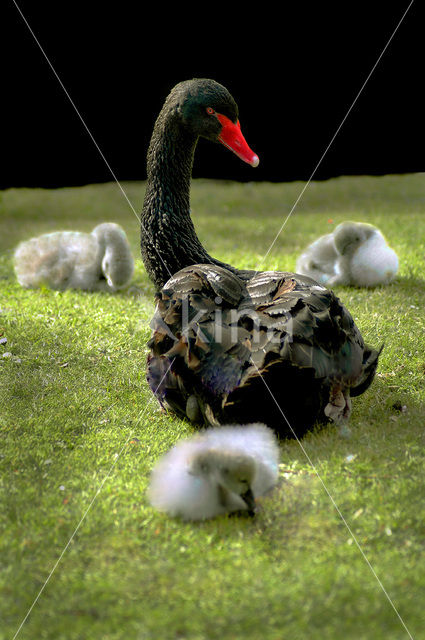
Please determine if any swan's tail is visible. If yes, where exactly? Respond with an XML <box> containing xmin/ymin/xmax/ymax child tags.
<box><xmin>350</xmin><ymin>343</ymin><xmax>384</xmax><ymax>398</ymax></box>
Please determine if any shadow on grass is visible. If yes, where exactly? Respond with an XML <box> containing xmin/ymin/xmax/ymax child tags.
<box><xmin>391</xmin><ymin>275</ymin><xmax>425</xmax><ymax>294</ymax></box>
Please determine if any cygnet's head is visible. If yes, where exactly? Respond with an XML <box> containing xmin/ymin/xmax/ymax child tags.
<box><xmin>333</xmin><ymin>222</ymin><xmax>377</xmax><ymax>256</ymax></box>
<box><xmin>92</xmin><ymin>223</ymin><xmax>134</xmax><ymax>288</ymax></box>
<box><xmin>189</xmin><ymin>449</ymin><xmax>257</xmax><ymax>513</ymax></box>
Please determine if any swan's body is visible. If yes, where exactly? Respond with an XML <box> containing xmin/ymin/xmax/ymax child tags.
<box><xmin>14</xmin><ymin>222</ymin><xmax>134</xmax><ymax>291</ymax></box>
<box><xmin>296</xmin><ymin>222</ymin><xmax>398</xmax><ymax>287</ymax></box>
<box><xmin>147</xmin><ymin>423</ymin><xmax>279</xmax><ymax>520</ymax></box>
<box><xmin>142</xmin><ymin>79</ymin><xmax>381</xmax><ymax>437</ymax></box>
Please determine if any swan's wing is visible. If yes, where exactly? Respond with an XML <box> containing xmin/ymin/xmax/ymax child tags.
<box><xmin>223</xmin><ymin>271</ymin><xmax>380</xmax><ymax>431</ymax></box>
<box><xmin>147</xmin><ymin>264</ymin><xmax>251</xmax><ymax>419</ymax></box>
<box><xmin>147</xmin><ymin>266</ymin><xmax>381</xmax><ymax>436</ymax></box>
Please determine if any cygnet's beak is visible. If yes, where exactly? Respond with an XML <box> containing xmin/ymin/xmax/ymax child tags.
<box><xmin>241</xmin><ymin>487</ymin><xmax>256</xmax><ymax>516</ymax></box>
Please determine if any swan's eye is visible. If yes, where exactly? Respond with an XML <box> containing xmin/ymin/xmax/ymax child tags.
<box><xmin>206</xmin><ymin>107</ymin><xmax>215</xmax><ymax>115</ymax></box>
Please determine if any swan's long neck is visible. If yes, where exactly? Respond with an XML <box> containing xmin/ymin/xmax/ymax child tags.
<box><xmin>141</xmin><ymin>111</ymin><xmax>218</xmax><ymax>290</ymax></box>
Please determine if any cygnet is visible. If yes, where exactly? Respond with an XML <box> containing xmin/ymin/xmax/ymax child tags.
<box><xmin>296</xmin><ymin>221</ymin><xmax>398</xmax><ymax>287</ymax></box>
<box><xmin>147</xmin><ymin>423</ymin><xmax>280</xmax><ymax>521</ymax></box>
<box><xmin>14</xmin><ymin>222</ymin><xmax>134</xmax><ymax>292</ymax></box>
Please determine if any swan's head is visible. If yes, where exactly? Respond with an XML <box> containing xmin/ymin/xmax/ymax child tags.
<box><xmin>166</xmin><ymin>78</ymin><xmax>259</xmax><ymax>167</ymax></box>
<box><xmin>333</xmin><ymin>221</ymin><xmax>377</xmax><ymax>256</ymax></box>
<box><xmin>189</xmin><ymin>448</ymin><xmax>257</xmax><ymax>513</ymax></box>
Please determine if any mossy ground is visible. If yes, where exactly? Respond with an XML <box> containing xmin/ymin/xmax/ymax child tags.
<box><xmin>0</xmin><ymin>174</ymin><xmax>424</xmax><ymax>639</ymax></box>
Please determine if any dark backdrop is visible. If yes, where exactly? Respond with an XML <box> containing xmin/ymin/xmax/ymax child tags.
<box><xmin>1</xmin><ymin>1</ymin><xmax>422</xmax><ymax>189</ymax></box>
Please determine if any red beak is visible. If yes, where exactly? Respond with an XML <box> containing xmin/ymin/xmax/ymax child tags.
<box><xmin>217</xmin><ymin>113</ymin><xmax>259</xmax><ymax>167</ymax></box>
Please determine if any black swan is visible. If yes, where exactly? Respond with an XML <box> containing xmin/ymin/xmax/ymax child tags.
<box><xmin>147</xmin><ymin>423</ymin><xmax>279</xmax><ymax>520</ymax></box>
<box><xmin>141</xmin><ymin>78</ymin><xmax>381</xmax><ymax>438</ymax></box>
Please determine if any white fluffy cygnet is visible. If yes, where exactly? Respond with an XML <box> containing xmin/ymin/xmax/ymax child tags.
<box><xmin>296</xmin><ymin>221</ymin><xmax>398</xmax><ymax>287</ymax></box>
<box><xmin>14</xmin><ymin>222</ymin><xmax>134</xmax><ymax>292</ymax></box>
<box><xmin>147</xmin><ymin>423</ymin><xmax>280</xmax><ymax>521</ymax></box>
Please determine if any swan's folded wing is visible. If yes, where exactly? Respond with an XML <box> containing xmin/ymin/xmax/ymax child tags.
<box><xmin>148</xmin><ymin>266</ymin><xmax>252</xmax><ymax>409</ymax></box>
<box><xmin>147</xmin><ymin>268</ymin><xmax>381</xmax><ymax>434</ymax></box>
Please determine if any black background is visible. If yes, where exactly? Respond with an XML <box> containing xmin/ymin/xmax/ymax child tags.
<box><xmin>1</xmin><ymin>1</ymin><xmax>422</xmax><ymax>189</ymax></box>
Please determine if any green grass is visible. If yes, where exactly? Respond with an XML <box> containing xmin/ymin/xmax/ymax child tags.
<box><xmin>0</xmin><ymin>174</ymin><xmax>424</xmax><ymax>640</ymax></box>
